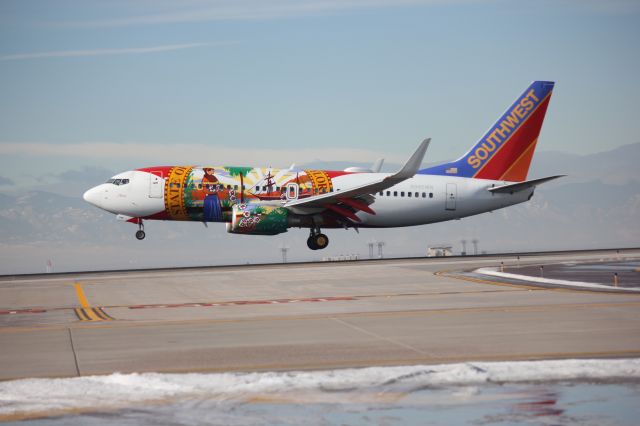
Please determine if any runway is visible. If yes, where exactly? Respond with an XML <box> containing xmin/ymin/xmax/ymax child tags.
<box><xmin>1</xmin><ymin>249</ymin><xmax>640</xmax><ymax>381</ymax></box>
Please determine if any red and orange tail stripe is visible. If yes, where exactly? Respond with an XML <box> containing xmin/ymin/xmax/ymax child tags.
<box><xmin>474</xmin><ymin>91</ymin><xmax>552</xmax><ymax>181</ymax></box>
<box><xmin>419</xmin><ymin>81</ymin><xmax>555</xmax><ymax>182</ymax></box>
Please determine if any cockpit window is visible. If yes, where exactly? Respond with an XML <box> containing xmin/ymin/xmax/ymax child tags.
<box><xmin>106</xmin><ymin>178</ymin><xmax>130</xmax><ymax>186</ymax></box>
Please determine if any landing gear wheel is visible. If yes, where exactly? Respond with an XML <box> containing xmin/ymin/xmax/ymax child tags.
<box><xmin>307</xmin><ymin>236</ymin><xmax>318</xmax><ymax>250</ymax></box>
<box><xmin>307</xmin><ymin>233</ymin><xmax>329</xmax><ymax>250</ymax></box>
<box><xmin>307</xmin><ymin>220</ymin><xmax>329</xmax><ymax>250</ymax></box>
<box><xmin>314</xmin><ymin>233</ymin><xmax>329</xmax><ymax>250</ymax></box>
<box><xmin>135</xmin><ymin>219</ymin><xmax>145</xmax><ymax>240</ymax></box>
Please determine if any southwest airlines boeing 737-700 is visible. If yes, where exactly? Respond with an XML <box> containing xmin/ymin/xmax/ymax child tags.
<box><xmin>83</xmin><ymin>81</ymin><xmax>562</xmax><ymax>250</ymax></box>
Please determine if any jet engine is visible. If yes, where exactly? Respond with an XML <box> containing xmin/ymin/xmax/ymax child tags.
<box><xmin>226</xmin><ymin>203</ymin><xmax>289</xmax><ymax>235</ymax></box>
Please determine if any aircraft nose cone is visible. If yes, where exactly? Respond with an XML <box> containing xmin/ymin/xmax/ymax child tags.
<box><xmin>83</xmin><ymin>186</ymin><xmax>102</xmax><ymax>207</ymax></box>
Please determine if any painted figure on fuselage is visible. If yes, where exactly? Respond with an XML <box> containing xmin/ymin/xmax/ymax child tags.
<box><xmin>202</xmin><ymin>168</ymin><xmax>222</xmax><ymax>222</ymax></box>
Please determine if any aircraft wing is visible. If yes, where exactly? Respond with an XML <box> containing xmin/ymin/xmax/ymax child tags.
<box><xmin>488</xmin><ymin>175</ymin><xmax>565</xmax><ymax>194</ymax></box>
<box><xmin>283</xmin><ymin>139</ymin><xmax>429</xmax><ymax>221</ymax></box>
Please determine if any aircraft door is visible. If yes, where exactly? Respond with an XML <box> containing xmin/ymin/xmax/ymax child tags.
<box><xmin>285</xmin><ymin>183</ymin><xmax>299</xmax><ymax>200</ymax></box>
<box><xmin>149</xmin><ymin>172</ymin><xmax>163</xmax><ymax>198</ymax></box>
<box><xmin>445</xmin><ymin>183</ymin><xmax>457</xmax><ymax>210</ymax></box>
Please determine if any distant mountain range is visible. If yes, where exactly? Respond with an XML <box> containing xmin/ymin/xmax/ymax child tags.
<box><xmin>0</xmin><ymin>143</ymin><xmax>638</xmax><ymax>274</ymax></box>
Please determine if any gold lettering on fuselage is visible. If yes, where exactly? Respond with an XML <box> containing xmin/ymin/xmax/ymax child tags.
<box><xmin>164</xmin><ymin>166</ymin><xmax>193</xmax><ymax>220</ymax></box>
<box><xmin>305</xmin><ymin>170</ymin><xmax>333</xmax><ymax>194</ymax></box>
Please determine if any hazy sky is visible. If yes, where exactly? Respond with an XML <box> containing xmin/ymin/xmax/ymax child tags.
<box><xmin>1</xmin><ymin>0</ymin><xmax>639</xmax><ymax>185</ymax></box>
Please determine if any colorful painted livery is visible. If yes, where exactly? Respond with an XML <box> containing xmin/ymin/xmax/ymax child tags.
<box><xmin>84</xmin><ymin>81</ymin><xmax>563</xmax><ymax>250</ymax></box>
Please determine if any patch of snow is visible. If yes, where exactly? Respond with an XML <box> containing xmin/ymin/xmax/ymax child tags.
<box><xmin>476</xmin><ymin>267</ymin><xmax>640</xmax><ymax>292</ymax></box>
<box><xmin>1</xmin><ymin>359</ymin><xmax>639</xmax><ymax>418</ymax></box>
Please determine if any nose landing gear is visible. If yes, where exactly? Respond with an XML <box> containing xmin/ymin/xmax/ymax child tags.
<box><xmin>135</xmin><ymin>219</ymin><xmax>145</xmax><ymax>240</ymax></box>
<box><xmin>307</xmin><ymin>226</ymin><xmax>329</xmax><ymax>250</ymax></box>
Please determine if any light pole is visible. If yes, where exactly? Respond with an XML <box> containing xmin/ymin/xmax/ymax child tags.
<box><xmin>472</xmin><ymin>239</ymin><xmax>479</xmax><ymax>256</ymax></box>
<box><xmin>377</xmin><ymin>241</ymin><xmax>385</xmax><ymax>259</ymax></box>
<box><xmin>460</xmin><ymin>239</ymin><xmax>467</xmax><ymax>256</ymax></box>
<box><xmin>368</xmin><ymin>240</ymin><xmax>375</xmax><ymax>259</ymax></box>
<box><xmin>280</xmin><ymin>245</ymin><xmax>289</xmax><ymax>263</ymax></box>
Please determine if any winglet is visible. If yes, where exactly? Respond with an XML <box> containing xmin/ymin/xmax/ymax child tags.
<box><xmin>284</xmin><ymin>138</ymin><xmax>431</xmax><ymax>210</ymax></box>
<box><xmin>371</xmin><ymin>158</ymin><xmax>384</xmax><ymax>173</ymax></box>
<box><xmin>394</xmin><ymin>138</ymin><xmax>430</xmax><ymax>180</ymax></box>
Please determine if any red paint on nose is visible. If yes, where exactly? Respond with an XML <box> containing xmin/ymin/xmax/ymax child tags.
<box><xmin>136</xmin><ymin>166</ymin><xmax>174</xmax><ymax>178</ymax></box>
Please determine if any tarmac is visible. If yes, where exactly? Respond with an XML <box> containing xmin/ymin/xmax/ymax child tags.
<box><xmin>1</xmin><ymin>249</ymin><xmax>640</xmax><ymax>381</ymax></box>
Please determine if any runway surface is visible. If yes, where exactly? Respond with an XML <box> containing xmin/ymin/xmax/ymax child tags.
<box><xmin>1</xmin><ymin>249</ymin><xmax>640</xmax><ymax>381</ymax></box>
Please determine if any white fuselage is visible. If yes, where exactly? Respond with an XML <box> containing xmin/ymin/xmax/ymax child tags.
<box><xmin>334</xmin><ymin>173</ymin><xmax>531</xmax><ymax>227</ymax></box>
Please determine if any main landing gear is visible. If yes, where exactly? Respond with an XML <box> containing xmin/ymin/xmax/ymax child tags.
<box><xmin>135</xmin><ymin>219</ymin><xmax>146</xmax><ymax>240</ymax></box>
<box><xmin>307</xmin><ymin>226</ymin><xmax>329</xmax><ymax>250</ymax></box>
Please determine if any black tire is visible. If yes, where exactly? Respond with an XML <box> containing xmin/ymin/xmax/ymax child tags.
<box><xmin>307</xmin><ymin>236</ymin><xmax>318</xmax><ymax>250</ymax></box>
<box><xmin>135</xmin><ymin>230</ymin><xmax>146</xmax><ymax>240</ymax></box>
<box><xmin>314</xmin><ymin>233</ymin><xmax>329</xmax><ymax>249</ymax></box>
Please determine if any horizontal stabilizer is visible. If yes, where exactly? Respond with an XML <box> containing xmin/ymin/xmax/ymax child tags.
<box><xmin>488</xmin><ymin>175</ymin><xmax>565</xmax><ymax>194</ymax></box>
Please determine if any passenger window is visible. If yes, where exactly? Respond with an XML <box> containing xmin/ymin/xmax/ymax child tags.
<box><xmin>393</xmin><ymin>191</ymin><xmax>398</xmax><ymax>197</ymax></box>
<box><xmin>414</xmin><ymin>192</ymin><xmax>418</xmax><ymax>197</ymax></box>
<box><xmin>386</xmin><ymin>191</ymin><xmax>391</xmax><ymax>196</ymax></box>
<box><xmin>429</xmin><ymin>192</ymin><xmax>434</xmax><ymax>198</ymax></box>
<box><xmin>422</xmin><ymin>192</ymin><xmax>426</xmax><ymax>198</ymax></box>
<box><xmin>401</xmin><ymin>192</ymin><xmax>405</xmax><ymax>197</ymax></box>
<box><xmin>408</xmin><ymin>192</ymin><xmax>412</xmax><ymax>197</ymax></box>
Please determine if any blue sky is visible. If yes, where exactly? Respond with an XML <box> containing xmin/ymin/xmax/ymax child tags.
<box><xmin>1</xmin><ymin>0</ymin><xmax>639</xmax><ymax>185</ymax></box>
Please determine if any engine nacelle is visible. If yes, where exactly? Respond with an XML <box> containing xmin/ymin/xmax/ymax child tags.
<box><xmin>226</xmin><ymin>203</ymin><xmax>289</xmax><ymax>235</ymax></box>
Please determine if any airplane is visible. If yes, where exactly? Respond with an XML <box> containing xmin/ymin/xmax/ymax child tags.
<box><xmin>83</xmin><ymin>81</ymin><xmax>562</xmax><ymax>250</ymax></box>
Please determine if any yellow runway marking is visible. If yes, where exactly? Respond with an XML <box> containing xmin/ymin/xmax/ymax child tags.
<box><xmin>73</xmin><ymin>283</ymin><xmax>113</xmax><ymax>322</ymax></box>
